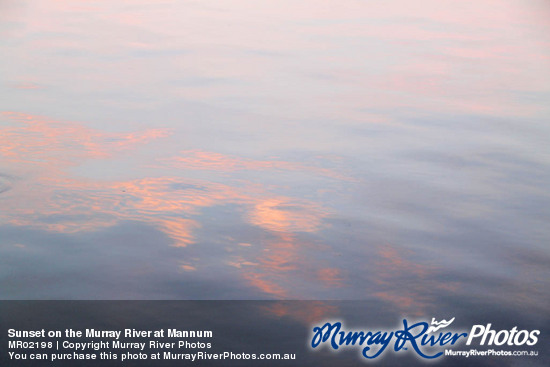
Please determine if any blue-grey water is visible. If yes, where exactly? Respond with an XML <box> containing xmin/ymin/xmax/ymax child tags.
<box><xmin>1</xmin><ymin>0</ymin><xmax>549</xmax><ymax>331</ymax></box>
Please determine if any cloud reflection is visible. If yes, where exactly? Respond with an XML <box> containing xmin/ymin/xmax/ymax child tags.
<box><xmin>261</xmin><ymin>301</ymin><xmax>339</xmax><ymax>325</ymax></box>
<box><xmin>368</xmin><ymin>243</ymin><xmax>462</xmax><ymax>315</ymax></box>
<box><xmin>0</xmin><ymin>111</ymin><xmax>344</xmax><ymax>298</ymax></box>
<box><xmin>161</xmin><ymin>150</ymin><xmax>354</xmax><ymax>181</ymax></box>
<box><xmin>1</xmin><ymin>0</ymin><xmax>548</xmax><ymax>309</ymax></box>
<box><xmin>0</xmin><ymin>111</ymin><xmax>491</xmax><ymax>304</ymax></box>
<box><xmin>0</xmin><ymin>111</ymin><xmax>170</xmax><ymax>165</ymax></box>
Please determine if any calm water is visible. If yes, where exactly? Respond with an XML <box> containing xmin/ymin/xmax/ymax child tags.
<box><xmin>0</xmin><ymin>0</ymin><xmax>549</xmax><ymax>325</ymax></box>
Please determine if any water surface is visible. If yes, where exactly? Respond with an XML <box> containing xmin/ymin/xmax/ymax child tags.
<box><xmin>0</xmin><ymin>0</ymin><xmax>549</xmax><ymax>328</ymax></box>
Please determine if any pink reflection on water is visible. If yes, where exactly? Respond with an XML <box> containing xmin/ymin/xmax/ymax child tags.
<box><xmin>14</xmin><ymin>82</ymin><xmax>42</xmax><ymax>90</ymax></box>
<box><xmin>370</xmin><ymin>244</ymin><xmax>460</xmax><ymax>315</ymax></box>
<box><xmin>0</xmin><ymin>111</ymin><xmax>171</xmax><ymax>166</ymax></box>
<box><xmin>5</xmin><ymin>110</ymin><xmax>469</xmax><ymax>301</ymax></box>
<box><xmin>317</xmin><ymin>267</ymin><xmax>345</xmax><ymax>288</ymax></box>
<box><xmin>0</xmin><ymin>111</ymin><xmax>346</xmax><ymax>297</ymax></box>
<box><xmin>4</xmin><ymin>0</ymin><xmax>548</xmax><ymax>120</ymax></box>
<box><xmin>249</xmin><ymin>199</ymin><xmax>326</xmax><ymax>233</ymax></box>
<box><xmin>261</xmin><ymin>301</ymin><xmax>339</xmax><ymax>325</ymax></box>
<box><xmin>160</xmin><ymin>150</ymin><xmax>355</xmax><ymax>182</ymax></box>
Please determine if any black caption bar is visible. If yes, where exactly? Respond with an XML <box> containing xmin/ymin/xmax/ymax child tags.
<box><xmin>1</xmin><ymin>301</ymin><xmax>547</xmax><ymax>367</ymax></box>
<box><xmin>0</xmin><ymin>301</ymin><xmax>356</xmax><ymax>366</ymax></box>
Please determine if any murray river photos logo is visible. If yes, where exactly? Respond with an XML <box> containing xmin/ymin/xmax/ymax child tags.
<box><xmin>310</xmin><ymin>317</ymin><xmax>540</xmax><ymax>361</ymax></box>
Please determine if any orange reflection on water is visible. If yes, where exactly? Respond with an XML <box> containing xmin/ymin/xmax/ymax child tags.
<box><xmin>259</xmin><ymin>233</ymin><xmax>297</xmax><ymax>271</ymax></box>
<box><xmin>0</xmin><ymin>110</ymin><xmax>343</xmax><ymax>296</ymax></box>
<box><xmin>238</xmin><ymin>232</ymin><xmax>347</xmax><ymax>298</ymax></box>
<box><xmin>239</xmin><ymin>233</ymin><xmax>299</xmax><ymax>298</ymax></box>
<box><xmin>373</xmin><ymin>245</ymin><xmax>428</xmax><ymax>312</ymax></box>
<box><xmin>249</xmin><ymin>198</ymin><xmax>326</xmax><ymax>233</ymax></box>
<box><xmin>237</xmin><ymin>202</ymin><xmax>347</xmax><ymax>297</ymax></box>
<box><xmin>112</xmin><ymin>177</ymin><xmax>252</xmax><ymax>215</ymax></box>
<box><xmin>0</xmin><ymin>111</ymin><xmax>171</xmax><ymax>167</ymax></box>
<box><xmin>261</xmin><ymin>301</ymin><xmax>339</xmax><ymax>325</ymax></box>
<box><xmin>244</xmin><ymin>272</ymin><xmax>290</xmax><ymax>299</ymax></box>
<box><xmin>370</xmin><ymin>244</ymin><xmax>456</xmax><ymax>315</ymax></box>
<box><xmin>161</xmin><ymin>150</ymin><xmax>354</xmax><ymax>182</ymax></box>
<box><xmin>317</xmin><ymin>267</ymin><xmax>344</xmax><ymax>288</ymax></box>
<box><xmin>14</xmin><ymin>82</ymin><xmax>41</xmax><ymax>90</ymax></box>
<box><xmin>0</xmin><ymin>112</ymin><xmax>197</xmax><ymax>245</ymax></box>
<box><xmin>155</xmin><ymin>217</ymin><xmax>199</xmax><ymax>248</ymax></box>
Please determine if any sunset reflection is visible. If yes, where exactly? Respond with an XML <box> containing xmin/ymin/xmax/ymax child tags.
<box><xmin>0</xmin><ymin>110</ymin><xmax>342</xmax><ymax>296</ymax></box>
<box><xmin>249</xmin><ymin>199</ymin><xmax>325</xmax><ymax>233</ymax></box>
<box><xmin>0</xmin><ymin>0</ymin><xmax>548</xmax><ymax>321</ymax></box>
<box><xmin>317</xmin><ymin>268</ymin><xmax>344</xmax><ymax>288</ymax></box>
<box><xmin>261</xmin><ymin>301</ymin><xmax>339</xmax><ymax>325</ymax></box>
<box><xmin>0</xmin><ymin>111</ymin><xmax>170</xmax><ymax>165</ymax></box>
<box><xmin>161</xmin><ymin>150</ymin><xmax>354</xmax><ymax>181</ymax></box>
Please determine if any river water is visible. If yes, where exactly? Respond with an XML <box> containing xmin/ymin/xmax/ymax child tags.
<box><xmin>0</xmin><ymin>0</ymin><xmax>549</xmax><ymax>333</ymax></box>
